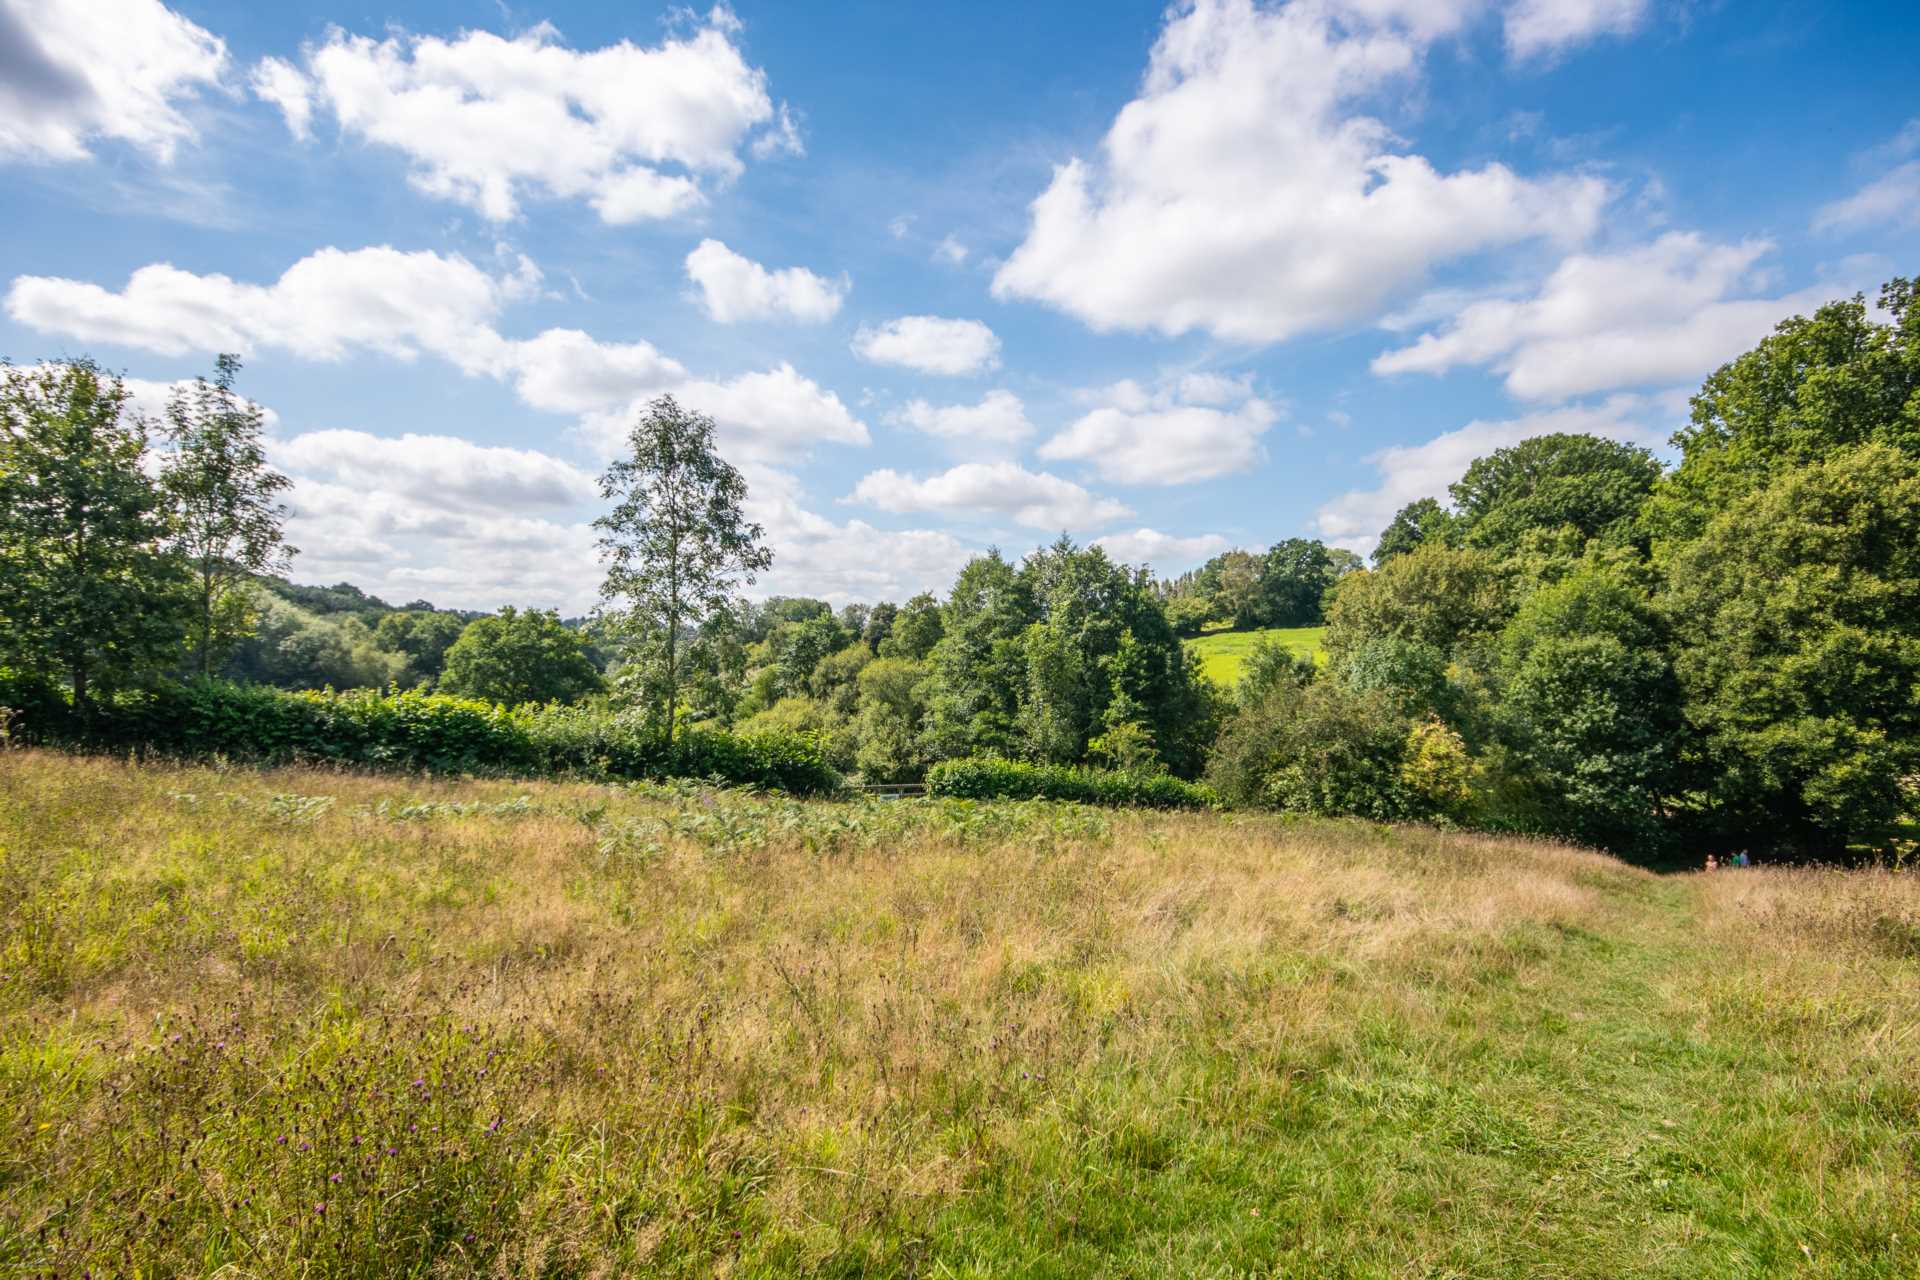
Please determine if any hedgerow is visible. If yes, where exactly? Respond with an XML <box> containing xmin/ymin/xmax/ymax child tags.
<box><xmin>0</xmin><ymin>678</ymin><xmax>841</xmax><ymax>796</ymax></box>
<box><xmin>925</xmin><ymin>756</ymin><xmax>1216</xmax><ymax>810</ymax></box>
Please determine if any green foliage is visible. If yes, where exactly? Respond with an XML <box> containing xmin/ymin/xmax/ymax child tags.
<box><xmin>1241</xmin><ymin>537</ymin><xmax>1337</xmax><ymax>628</ymax></box>
<box><xmin>853</xmin><ymin>656</ymin><xmax>930</xmax><ymax>782</ymax></box>
<box><xmin>735</xmin><ymin>696</ymin><xmax>856</xmax><ymax>772</ymax></box>
<box><xmin>1490</xmin><ymin>568</ymin><xmax>1686</xmax><ymax>852</ymax></box>
<box><xmin>1373</xmin><ymin>496</ymin><xmax>1456</xmax><ymax>564</ymax></box>
<box><xmin>1662</xmin><ymin>443</ymin><xmax>1920</xmax><ymax>852</ymax></box>
<box><xmin>224</xmin><ymin>592</ymin><xmax>401</xmax><ymax>691</ymax></box>
<box><xmin>1399</xmin><ymin>716</ymin><xmax>1479</xmax><ymax>822</ymax></box>
<box><xmin>1650</xmin><ymin>277</ymin><xmax>1920</xmax><ymax>544</ymax></box>
<box><xmin>772</xmin><ymin>612</ymin><xmax>851</xmax><ymax>696</ymax></box>
<box><xmin>1191</xmin><ymin>548</ymin><xmax>1262</xmax><ymax>623</ymax></box>
<box><xmin>0</xmin><ymin>360</ymin><xmax>188</xmax><ymax>704</ymax></box>
<box><xmin>1323</xmin><ymin>542</ymin><xmax>1508</xmax><ymax>668</ymax></box>
<box><xmin>922</xmin><ymin>552</ymin><xmax>1032</xmax><ymax>760</ymax></box>
<box><xmin>1450</xmin><ymin>433</ymin><xmax>1662</xmax><ymax>558</ymax></box>
<box><xmin>925</xmin><ymin>757</ymin><xmax>1215</xmax><ymax>809</ymax></box>
<box><xmin>440</xmin><ymin>606</ymin><xmax>604</xmax><ymax>707</ymax></box>
<box><xmin>1206</xmin><ymin>678</ymin><xmax>1429</xmax><ymax>821</ymax></box>
<box><xmin>158</xmin><ymin>354</ymin><xmax>295</xmax><ymax>677</ymax></box>
<box><xmin>372</xmin><ymin>609</ymin><xmax>466</xmax><ymax>687</ymax></box>
<box><xmin>596</xmin><ymin>395</ymin><xmax>772</xmax><ymax>742</ymax></box>
<box><xmin>1163</xmin><ymin>593</ymin><xmax>1211</xmax><ymax>638</ymax></box>
<box><xmin>1235</xmin><ymin>636</ymin><xmax>1320</xmax><ymax>708</ymax></box>
<box><xmin>7</xmin><ymin>680</ymin><xmax>840</xmax><ymax>794</ymax></box>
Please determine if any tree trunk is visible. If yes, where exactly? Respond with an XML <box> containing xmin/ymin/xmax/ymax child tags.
<box><xmin>664</xmin><ymin>618</ymin><xmax>678</xmax><ymax>748</ymax></box>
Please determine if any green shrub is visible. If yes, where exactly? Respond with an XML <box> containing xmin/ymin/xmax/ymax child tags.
<box><xmin>6</xmin><ymin>679</ymin><xmax>841</xmax><ymax>795</ymax></box>
<box><xmin>925</xmin><ymin>757</ymin><xmax>1215</xmax><ymax>809</ymax></box>
<box><xmin>1206</xmin><ymin>678</ymin><xmax>1430</xmax><ymax>821</ymax></box>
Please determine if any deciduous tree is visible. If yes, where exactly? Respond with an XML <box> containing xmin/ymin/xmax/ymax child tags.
<box><xmin>159</xmin><ymin>354</ymin><xmax>295</xmax><ymax>677</ymax></box>
<box><xmin>594</xmin><ymin>396</ymin><xmax>772</xmax><ymax>742</ymax></box>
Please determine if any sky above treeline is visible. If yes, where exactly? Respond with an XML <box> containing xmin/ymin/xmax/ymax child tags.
<box><xmin>2</xmin><ymin>0</ymin><xmax>1916</xmax><ymax>612</ymax></box>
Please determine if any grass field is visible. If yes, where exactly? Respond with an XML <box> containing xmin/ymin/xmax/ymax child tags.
<box><xmin>1185</xmin><ymin>625</ymin><xmax>1326</xmax><ymax>685</ymax></box>
<box><xmin>2</xmin><ymin>750</ymin><xmax>1917</xmax><ymax>1277</ymax></box>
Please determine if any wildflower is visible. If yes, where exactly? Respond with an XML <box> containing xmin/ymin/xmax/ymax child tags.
<box><xmin>330</xmin><ymin>1173</ymin><xmax>342</xmax><ymax>1183</ymax></box>
<box><xmin>314</xmin><ymin>1202</ymin><xmax>326</xmax><ymax>1215</ymax></box>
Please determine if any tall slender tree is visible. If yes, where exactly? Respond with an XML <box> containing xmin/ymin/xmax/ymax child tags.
<box><xmin>594</xmin><ymin>395</ymin><xmax>771</xmax><ymax>743</ymax></box>
<box><xmin>0</xmin><ymin>360</ymin><xmax>186</xmax><ymax>707</ymax></box>
<box><xmin>159</xmin><ymin>354</ymin><xmax>296</xmax><ymax>677</ymax></box>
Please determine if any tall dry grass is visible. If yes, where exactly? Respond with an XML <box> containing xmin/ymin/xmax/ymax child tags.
<box><xmin>1</xmin><ymin>749</ymin><xmax>1913</xmax><ymax>1277</ymax></box>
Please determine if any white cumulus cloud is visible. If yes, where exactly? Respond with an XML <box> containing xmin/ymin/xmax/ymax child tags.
<box><xmin>683</xmin><ymin>239</ymin><xmax>846</xmax><ymax>324</ymax></box>
<box><xmin>889</xmin><ymin>390</ymin><xmax>1034</xmax><ymax>446</ymax></box>
<box><xmin>0</xmin><ymin>0</ymin><xmax>227</xmax><ymax>163</ymax></box>
<box><xmin>990</xmin><ymin>0</ymin><xmax>1608</xmax><ymax>343</ymax></box>
<box><xmin>5</xmin><ymin>245</ymin><xmax>868</xmax><ymax>465</ymax></box>
<box><xmin>1093</xmin><ymin>527</ymin><xmax>1231</xmax><ymax>572</ymax></box>
<box><xmin>847</xmin><ymin>462</ymin><xmax>1131</xmax><ymax>531</ymax></box>
<box><xmin>1503</xmin><ymin>0</ymin><xmax>1649</xmax><ymax>60</ymax></box>
<box><xmin>259</xmin><ymin>10</ymin><xmax>777</xmax><ymax>223</ymax></box>
<box><xmin>851</xmin><ymin>315</ymin><xmax>1000</xmax><ymax>376</ymax></box>
<box><xmin>1371</xmin><ymin>232</ymin><xmax>1840</xmax><ymax>401</ymax></box>
<box><xmin>1039</xmin><ymin>377</ymin><xmax>1278</xmax><ymax>486</ymax></box>
<box><xmin>273</xmin><ymin>430</ymin><xmax>599</xmax><ymax>512</ymax></box>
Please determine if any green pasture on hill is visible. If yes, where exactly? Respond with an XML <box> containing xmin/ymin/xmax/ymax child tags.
<box><xmin>1185</xmin><ymin>625</ymin><xmax>1326</xmax><ymax>685</ymax></box>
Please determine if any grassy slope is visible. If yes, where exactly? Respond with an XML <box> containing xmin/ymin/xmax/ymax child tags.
<box><xmin>1185</xmin><ymin>625</ymin><xmax>1326</xmax><ymax>685</ymax></box>
<box><xmin>2</xmin><ymin>751</ymin><xmax>1916</xmax><ymax>1277</ymax></box>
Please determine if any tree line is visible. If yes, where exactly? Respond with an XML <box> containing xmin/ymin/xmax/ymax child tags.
<box><xmin>3</xmin><ymin>275</ymin><xmax>1916</xmax><ymax>858</ymax></box>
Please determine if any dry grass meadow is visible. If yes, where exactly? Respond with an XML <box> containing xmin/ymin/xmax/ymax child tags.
<box><xmin>1</xmin><ymin>749</ymin><xmax>1916</xmax><ymax>1277</ymax></box>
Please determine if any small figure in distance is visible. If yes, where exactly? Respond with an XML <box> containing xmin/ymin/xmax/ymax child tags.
<box><xmin>1705</xmin><ymin>854</ymin><xmax>1719</xmax><ymax>871</ymax></box>
<box><xmin>1733</xmin><ymin>850</ymin><xmax>1751</xmax><ymax>868</ymax></box>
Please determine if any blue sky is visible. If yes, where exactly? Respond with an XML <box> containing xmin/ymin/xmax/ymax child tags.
<box><xmin>2</xmin><ymin>0</ymin><xmax>1916</xmax><ymax>611</ymax></box>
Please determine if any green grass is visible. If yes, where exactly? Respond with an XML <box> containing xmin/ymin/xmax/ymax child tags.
<box><xmin>2</xmin><ymin>748</ymin><xmax>1917</xmax><ymax>1276</ymax></box>
<box><xmin>1184</xmin><ymin>624</ymin><xmax>1326</xmax><ymax>685</ymax></box>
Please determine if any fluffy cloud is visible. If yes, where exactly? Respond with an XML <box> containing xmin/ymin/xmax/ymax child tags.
<box><xmin>591</xmin><ymin>363</ymin><xmax>868</xmax><ymax>466</ymax></box>
<box><xmin>1313</xmin><ymin>395</ymin><xmax>1675</xmax><ymax>555</ymax></box>
<box><xmin>851</xmin><ymin>316</ymin><xmax>1000</xmax><ymax>375</ymax></box>
<box><xmin>256</xmin><ymin>9</ymin><xmax>787</xmax><ymax>223</ymax></box>
<box><xmin>283</xmin><ymin>476</ymin><xmax>601</xmax><ymax>613</ymax></box>
<box><xmin>848</xmin><ymin>462</ymin><xmax>1130</xmax><ymax>530</ymax></box>
<box><xmin>273</xmin><ymin>430</ymin><xmax>599</xmax><ymax>512</ymax></box>
<box><xmin>5</xmin><ymin>245</ymin><xmax>530</xmax><ymax>366</ymax></box>
<box><xmin>1092</xmin><ymin>527</ymin><xmax>1231</xmax><ymax>572</ymax></box>
<box><xmin>991</xmin><ymin>0</ymin><xmax>1608</xmax><ymax>343</ymax></box>
<box><xmin>1503</xmin><ymin>0</ymin><xmax>1649</xmax><ymax>60</ymax></box>
<box><xmin>889</xmin><ymin>390</ymin><xmax>1034</xmax><ymax>446</ymax></box>
<box><xmin>683</xmin><ymin>239</ymin><xmax>846</xmax><ymax>324</ymax></box>
<box><xmin>6</xmin><ymin>245</ymin><xmax>869</xmax><ymax>463</ymax></box>
<box><xmin>1372</xmin><ymin>233</ymin><xmax>1838</xmax><ymax>401</ymax></box>
<box><xmin>1039</xmin><ymin>377</ymin><xmax>1278</xmax><ymax>485</ymax></box>
<box><xmin>748</xmin><ymin>468</ymin><xmax>976</xmax><ymax>604</ymax></box>
<box><xmin>249</xmin><ymin>56</ymin><xmax>312</xmax><ymax>141</ymax></box>
<box><xmin>1814</xmin><ymin>123</ymin><xmax>1920</xmax><ymax>234</ymax></box>
<box><xmin>0</xmin><ymin>0</ymin><xmax>227</xmax><ymax>163</ymax></box>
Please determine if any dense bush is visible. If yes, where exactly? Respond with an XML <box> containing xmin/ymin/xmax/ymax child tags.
<box><xmin>0</xmin><ymin>678</ymin><xmax>841</xmax><ymax>795</ymax></box>
<box><xmin>1206</xmin><ymin>678</ymin><xmax>1460</xmax><ymax>823</ymax></box>
<box><xmin>925</xmin><ymin>756</ymin><xmax>1215</xmax><ymax>809</ymax></box>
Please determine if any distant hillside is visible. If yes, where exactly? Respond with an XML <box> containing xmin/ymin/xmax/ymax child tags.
<box><xmin>1184</xmin><ymin>625</ymin><xmax>1325</xmax><ymax>685</ymax></box>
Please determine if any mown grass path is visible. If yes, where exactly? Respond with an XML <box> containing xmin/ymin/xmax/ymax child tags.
<box><xmin>926</xmin><ymin>877</ymin><xmax>1915</xmax><ymax>1278</ymax></box>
